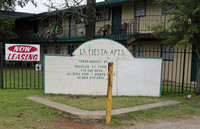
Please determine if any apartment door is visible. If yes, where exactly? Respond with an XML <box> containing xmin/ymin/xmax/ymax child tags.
<box><xmin>112</xmin><ymin>6</ymin><xmax>122</xmax><ymax>34</ymax></box>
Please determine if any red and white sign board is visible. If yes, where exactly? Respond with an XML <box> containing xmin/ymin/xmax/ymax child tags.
<box><xmin>5</xmin><ymin>44</ymin><xmax>40</xmax><ymax>61</ymax></box>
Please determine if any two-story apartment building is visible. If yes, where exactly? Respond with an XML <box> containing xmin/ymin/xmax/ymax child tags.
<box><xmin>2</xmin><ymin>0</ymin><xmax>197</xmax><ymax>93</ymax></box>
<box><xmin>15</xmin><ymin>0</ymin><xmax>166</xmax><ymax>52</ymax></box>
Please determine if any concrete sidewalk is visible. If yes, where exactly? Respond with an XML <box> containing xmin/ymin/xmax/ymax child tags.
<box><xmin>27</xmin><ymin>96</ymin><xmax>181</xmax><ymax>123</ymax></box>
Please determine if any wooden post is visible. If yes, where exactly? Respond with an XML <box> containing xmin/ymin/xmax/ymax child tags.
<box><xmin>106</xmin><ymin>62</ymin><xmax>113</xmax><ymax>124</ymax></box>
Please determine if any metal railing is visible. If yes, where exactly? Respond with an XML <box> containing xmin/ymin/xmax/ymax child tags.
<box><xmin>131</xmin><ymin>45</ymin><xmax>197</xmax><ymax>94</ymax></box>
<box><xmin>21</xmin><ymin>15</ymin><xmax>171</xmax><ymax>41</ymax></box>
<box><xmin>136</xmin><ymin>15</ymin><xmax>171</xmax><ymax>32</ymax></box>
<box><xmin>32</xmin><ymin>19</ymin><xmax>139</xmax><ymax>40</ymax></box>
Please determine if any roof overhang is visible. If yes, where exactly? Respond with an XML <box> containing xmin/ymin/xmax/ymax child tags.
<box><xmin>18</xmin><ymin>0</ymin><xmax>129</xmax><ymax>20</ymax></box>
<box><xmin>96</xmin><ymin>0</ymin><xmax>128</xmax><ymax>6</ymax></box>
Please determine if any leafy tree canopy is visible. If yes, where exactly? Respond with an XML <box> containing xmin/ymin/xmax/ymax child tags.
<box><xmin>153</xmin><ymin>0</ymin><xmax>200</xmax><ymax>95</ymax></box>
<box><xmin>0</xmin><ymin>0</ymin><xmax>37</xmax><ymax>11</ymax></box>
<box><xmin>0</xmin><ymin>0</ymin><xmax>37</xmax><ymax>42</ymax></box>
<box><xmin>0</xmin><ymin>15</ymin><xmax>17</xmax><ymax>42</ymax></box>
<box><xmin>153</xmin><ymin>0</ymin><xmax>200</xmax><ymax>52</ymax></box>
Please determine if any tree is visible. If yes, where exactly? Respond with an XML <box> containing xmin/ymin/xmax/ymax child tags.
<box><xmin>85</xmin><ymin>0</ymin><xmax>96</xmax><ymax>40</ymax></box>
<box><xmin>0</xmin><ymin>15</ymin><xmax>17</xmax><ymax>42</ymax></box>
<box><xmin>0</xmin><ymin>0</ymin><xmax>37</xmax><ymax>11</ymax></box>
<box><xmin>0</xmin><ymin>0</ymin><xmax>37</xmax><ymax>42</ymax></box>
<box><xmin>152</xmin><ymin>0</ymin><xmax>200</xmax><ymax>95</ymax></box>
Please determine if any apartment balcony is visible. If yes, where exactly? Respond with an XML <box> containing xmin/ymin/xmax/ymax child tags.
<box><xmin>17</xmin><ymin>15</ymin><xmax>170</xmax><ymax>43</ymax></box>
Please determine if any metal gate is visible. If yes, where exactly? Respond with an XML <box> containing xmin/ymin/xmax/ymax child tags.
<box><xmin>0</xmin><ymin>42</ymin><xmax>43</xmax><ymax>89</ymax></box>
<box><xmin>131</xmin><ymin>45</ymin><xmax>197</xmax><ymax>94</ymax></box>
<box><xmin>0</xmin><ymin>42</ymin><xmax>197</xmax><ymax>93</ymax></box>
<box><xmin>0</xmin><ymin>42</ymin><xmax>78</xmax><ymax>90</ymax></box>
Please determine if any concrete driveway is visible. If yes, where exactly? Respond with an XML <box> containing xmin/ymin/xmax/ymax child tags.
<box><xmin>126</xmin><ymin>115</ymin><xmax>200</xmax><ymax>129</ymax></box>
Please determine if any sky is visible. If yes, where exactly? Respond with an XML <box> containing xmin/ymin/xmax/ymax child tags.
<box><xmin>15</xmin><ymin>0</ymin><xmax>104</xmax><ymax>14</ymax></box>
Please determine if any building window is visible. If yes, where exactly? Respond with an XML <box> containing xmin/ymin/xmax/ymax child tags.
<box><xmin>133</xmin><ymin>45</ymin><xmax>143</xmax><ymax>57</ymax></box>
<box><xmin>42</xmin><ymin>17</ymin><xmax>49</xmax><ymax>27</ymax></box>
<box><xmin>96</xmin><ymin>8</ymin><xmax>110</xmax><ymax>21</ymax></box>
<box><xmin>161</xmin><ymin>45</ymin><xmax>173</xmax><ymax>60</ymax></box>
<box><xmin>134</xmin><ymin>0</ymin><xmax>146</xmax><ymax>17</ymax></box>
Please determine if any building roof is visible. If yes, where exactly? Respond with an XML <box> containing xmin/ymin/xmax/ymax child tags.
<box><xmin>18</xmin><ymin>0</ymin><xmax>129</xmax><ymax>20</ymax></box>
<box><xmin>96</xmin><ymin>0</ymin><xmax>128</xmax><ymax>6</ymax></box>
<box><xmin>0</xmin><ymin>10</ymin><xmax>34</xmax><ymax>19</ymax></box>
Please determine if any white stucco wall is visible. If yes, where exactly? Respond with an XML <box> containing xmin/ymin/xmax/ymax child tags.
<box><xmin>44</xmin><ymin>39</ymin><xmax>162</xmax><ymax>96</ymax></box>
<box><xmin>118</xmin><ymin>59</ymin><xmax>162</xmax><ymax>97</ymax></box>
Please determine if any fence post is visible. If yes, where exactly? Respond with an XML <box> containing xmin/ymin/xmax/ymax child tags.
<box><xmin>0</xmin><ymin>42</ymin><xmax>3</xmax><ymax>89</ymax></box>
<box><xmin>182</xmin><ymin>48</ymin><xmax>186</xmax><ymax>93</ymax></box>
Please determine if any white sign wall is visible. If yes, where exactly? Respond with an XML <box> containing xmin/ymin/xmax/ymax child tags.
<box><xmin>45</xmin><ymin>39</ymin><xmax>133</xmax><ymax>95</ymax></box>
<box><xmin>44</xmin><ymin>39</ymin><xmax>163</xmax><ymax>96</ymax></box>
<box><xmin>118</xmin><ymin>59</ymin><xmax>162</xmax><ymax>97</ymax></box>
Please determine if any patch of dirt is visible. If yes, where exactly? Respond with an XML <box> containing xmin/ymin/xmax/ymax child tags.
<box><xmin>54</xmin><ymin>119</ymin><xmax>104</xmax><ymax>129</ymax></box>
<box><xmin>11</xmin><ymin>112</ymin><xmax>24</xmax><ymax>118</ymax></box>
<box><xmin>66</xmin><ymin>94</ymin><xmax>80</xmax><ymax>99</ymax></box>
<box><xmin>41</xmin><ymin>114</ymin><xmax>200</xmax><ymax>129</ymax></box>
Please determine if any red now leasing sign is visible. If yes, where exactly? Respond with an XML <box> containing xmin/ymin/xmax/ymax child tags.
<box><xmin>5</xmin><ymin>44</ymin><xmax>40</xmax><ymax>61</ymax></box>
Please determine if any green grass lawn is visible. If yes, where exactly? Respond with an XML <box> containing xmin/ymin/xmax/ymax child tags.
<box><xmin>40</xmin><ymin>94</ymin><xmax>165</xmax><ymax>111</ymax></box>
<box><xmin>1</xmin><ymin>90</ymin><xmax>200</xmax><ymax>128</ymax></box>
<box><xmin>40</xmin><ymin>92</ymin><xmax>200</xmax><ymax>124</ymax></box>
<box><xmin>41</xmin><ymin>92</ymin><xmax>200</xmax><ymax>122</ymax></box>
<box><xmin>0</xmin><ymin>90</ymin><xmax>66</xmax><ymax>129</ymax></box>
<box><xmin>112</xmin><ymin>93</ymin><xmax>200</xmax><ymax>122</ymax></box>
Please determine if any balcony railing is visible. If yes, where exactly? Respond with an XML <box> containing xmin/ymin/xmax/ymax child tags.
<box><xmin>137</xmin><ymin>15</ymin><xmax>171</xmax><ymax>33</ymax></box>
<box><xmin>26</xmin><ymin>15</ymin><xmax>171</xmax><ymax>42</ymax></box>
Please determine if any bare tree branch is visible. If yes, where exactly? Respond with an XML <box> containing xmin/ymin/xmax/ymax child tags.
<box><xmin>43</xmin><ymin>0</ymin><xmax>87</xmax><ymax>19</ymax></box>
